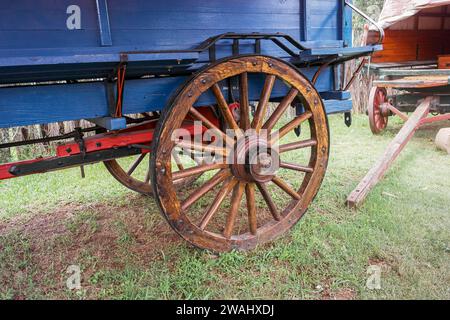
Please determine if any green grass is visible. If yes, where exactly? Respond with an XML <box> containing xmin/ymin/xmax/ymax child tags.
<box><xmin>0</xmin><ymin>114</ymin><xmax>449</xmax><ymax>300</ymax></box>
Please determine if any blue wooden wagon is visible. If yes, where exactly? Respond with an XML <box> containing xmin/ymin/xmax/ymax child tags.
<box><xmin>0</xmin><ymin>0</ymin><xmax>381</xmax><ymax>252</ymax></box>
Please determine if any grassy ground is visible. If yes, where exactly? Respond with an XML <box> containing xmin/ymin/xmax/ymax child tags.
<box><xmin>0</xmin><ymin>114</ymin><xmax>449</xmax><ymax>300</ymax></box>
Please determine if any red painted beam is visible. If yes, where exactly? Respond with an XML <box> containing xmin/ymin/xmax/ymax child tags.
<box><xmin>0</xmin><ymin>158</ymin><xmax>54</xmax><ymax>180</ymax></box>
<box><xmin>0</xmin><ymin>106</ymin><xmax>222</xmax><ymax>181</ymax></box>
<box><xmin>418</xmin><ymin>113</ymin><xmax>450</xmax><ymax>127</ymax></box>
<box><xmin>57</xmin><ymin>129</ymin><xmax>155</xmax><ymax>157</ymax></box>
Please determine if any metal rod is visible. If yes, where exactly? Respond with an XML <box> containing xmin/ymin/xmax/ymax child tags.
<box><xmin>344</xmin><ymin>57</ymin><xmax>368</xmax><ymax>91</ymax></box>
<box><xmin>0</xmin><ymin>126</ymin><xmax>102</xmax><ymax>149</ymax></box>
<box><xmin>345</xmin><ymin>0</ymin><xmax>385</xmax><ymax>45</ymax></box>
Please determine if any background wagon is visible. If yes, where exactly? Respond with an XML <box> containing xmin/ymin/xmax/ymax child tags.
<box><xmin>366</xmin><ymin>0</ymin><xmax>450</xmax><ymax>134</ymax></box>
<box><xmin>0</xmin><ymin>0</ymin><xmax>381</xmax><ymax>252</ymax></box>
<box><xmin>347</xmin><ymin>0</ymin><xmax>450</xmax><ymax>208</ymax></box>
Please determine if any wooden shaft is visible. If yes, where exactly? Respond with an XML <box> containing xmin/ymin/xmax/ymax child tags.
<box><xmin>239</xmin><ymin>73</ymin><xmax>251</xmax><ymax>131</ymax></box>
<box><xmin>271</xmin><ymin>111</ymin><xmax>312</xmax><ymax>143</ymax></box>
<box><xmin>252</xmin><ymin>75</ymin><xmax>276</xmax><ymax>132</ymax></box>
<box><xmin>211</xmin><ymin>84</ymin><xmax>241</xmax><ymax>132</ymax></box>
<box><xmin>246</xmin><ymin>183</ymin><xmax>258</xmax><ymax>235</ymax></box>
<box><xmin>272</xmin><ymin>176</ymin><xmax>301</xmax><ymax>200</ymax></box>
<box><xmin>279</xmin><ymin>139</ymin><xmax>317</xmax><ymax>153</ymax></box>
<box><xmin>263</xmin><ymin>88</ymin><xmax>299</xmax><ymax>131</ymax></box>
<box><xmin>176</xmin><ymin>140</ymin><xmax>228</xmax><ymax>157</ymax></box>
<box><xmin>223</xmin><ymin>182</ymin><xmax>246</xmax><ymax>238</ymax></box>
<box><xmin>182</xmin><ymin>169</ymin><xmax>231</xmax><ymax>211</ymax></box>
<box><xmin>346</xmin><ymin>97</ymin><xmax>434</xmax><ymax>209</ymax></box>
<box><xmin>280</xmin><ymin>162</ymin><xmax>314</xmax><ymax>173</ymax></box>
<box><xmin>189</xmin><ymin>107</ymin><xmax>234</xmax><ymax>147</ymax></box>
<box><xmin>256</xmin><ymin>182</ymin><xmax>281</xmax><ymax>221</ymax></box>
<box><xmin>127</xmin><ymin>153</ymin><xmax>146</xmax><ymax>175</ymax></box>
<box><xmin>172</xmin><ymin>163</ymin><xmax>228</xmax><ymax>181</ymax></box>
<box><xmin>386</xmin><ymin>104</ymin><xmax>409</xmax><ymax>122</ymax></box>
<box><xmin>200</xmin><ymin>177</ymin><xmax>238</xmax><ymax>230</ymax></box>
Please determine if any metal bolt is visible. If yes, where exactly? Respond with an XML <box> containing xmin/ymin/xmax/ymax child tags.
<box><xmin>161</xmin><ymin>168</ymin><xmax>166</xmax><ymax>175</ymax></box>
<box><xmin>306</xmin><ymin>86</ymin><xmax>311</xmax><ymax>92</ymax></box>
<box><xmin>314</xmin><ymin>99</ymin><xmax>319</xmax><ymax>105</ymax></box>
<box><xmin>188</xmin><ymin>91</ymin><xmax>193</xmax><ymax>97</ymax></box>
<box><xmin>253</xmin><ymin>62</ymin><xmax>258</xmax><ymax>66</ymax></box>
<box><xmin>96</xmin><ymin>142</ymin><xmax>102</xmax><ymax>148</ymax></box>
<box><xmin>66</xmin><ymin>148</ymin><xmax>72</xmax><ymax>154</ymax></box>
<box><xmin>201</xmin><ymin>79</ymin><xmax>207</xmax><ymax>84</ymax></box>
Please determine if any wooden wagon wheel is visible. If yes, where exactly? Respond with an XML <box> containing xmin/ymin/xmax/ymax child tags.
<box><xmin>368</xmin><ymin>86</ymin><xmax>389</xmax><ymax>134</ymax></box>
<box><xmin>151</xmin><ymin>55</ymin><xmax>329</xmax><ymax>252</ymax></box>
<box><xmin>104</xmin><ymin>113</ymin><xmax>203</xmax><ymax>195</ymax></box>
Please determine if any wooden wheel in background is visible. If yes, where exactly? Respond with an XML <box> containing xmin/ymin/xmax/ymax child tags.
<box><xmin>151</xmin><ymin>55</ymin><xmax>329</xmax><ymax>252</ymax></box>
<box><xmin>368</xmin><ymin>86</ymin><xmax>389</xmax><ymax>134</ymax></box>
<box><xmin>104</xmin><ymin>113</ymin><xmax>203</xmax><ymax>195</ymax></box>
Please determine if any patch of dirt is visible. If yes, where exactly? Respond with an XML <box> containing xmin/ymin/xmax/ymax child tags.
<box><xmin>316</xmin><ymin>278</ymin><xmax>357</xmax><ymax>300</ymax></box>
<box><xmin>0</xmin><ymin>195</ymin><xmax>183</xmax><ymax>298</ymax></box>
<box><xmin>318</xmin><ymin>285</ymin><xmax>357</xmax><ymax>300</ymax></box>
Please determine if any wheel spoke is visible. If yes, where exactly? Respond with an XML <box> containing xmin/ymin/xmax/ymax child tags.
<box><xmin>262</xmin><ymin>88</ymin><xmax>299</xmax><ymax>131</ymax></box>
<box><xmin>211</xmin><ymin>84</ymin><xmax>241</xmax><ymax>133</ymax></box>
<box><xmin>279</xmin><ymin>139</ymin><xmax>317</xmax><ymax>153</ymax></box>
<box><xmin>239</xmin><ymin>73</ymin><xmax>251</xmax><ymax>131</ymax></box>
<box><xmin>181</xmin><ymin>169</ymin><xmax>231</xmax><ymax>211</ymax></box>
<box><xmin>256</xmin><ymin>182</ymin><xmax>281</xmax><ymax>221</ymax></box>
<box><xmin>144</xmin><ymin>169</ymin><xmax>151</xmax><ymax>184</ymax></box>
<box><xmin>200</xmin><ymin>177</ymin><xmax>238</xmax><ymax>231</ymax></box>
<box><xmin>246</xmin><ymin>183</ymin><xmax>258</xmax><ymax>235</ymax></box>
<box><xmin>223</xmin><ymin>182</ymin><xmax>246</xmax><ymax>238</ymax></box>
<box><xmin>127</xmin><ymin>153</ymin><xmax>146</xmax><ymax>176</ymax></box>
<box><xmin>188</xmin><ymin>107</ymin><xmax>234</xmax><ymax>147</ymax></box>
<box><xmin>172</xmin><ymin>152</ymin><xmax>185</xmax><ymax>171</ymax></box>
<box><xmin>252</xmin><ymin>75</ymin><xmax>276</xmax><ymax>132</ymax></box>
<box><xmin>176</xmin><ymin>140</ymin><xmax>228</xmax><ymax>157</ymax></box>
<box><xmin>272</xmin><ymin>176</ymin><xmax>301</xmax><ymax>200</ymax></box>
<box><xmin>172</xmin><ymin>163</ymin><xmax>228</xmax><ymax>181</ymax></box>
<box><xmin>280</xmin><ymin>161</ymin><xmax>314</xmax><ymax>173</ymax></box>
<box><xmin>271</xmin><ymin>111</ymin><xmax>312</xmax><ymax>143</ymax></box>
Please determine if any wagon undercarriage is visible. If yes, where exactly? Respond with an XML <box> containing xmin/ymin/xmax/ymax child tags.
<box><xmin>0</xmin><ymin>0</ymin><xmax>382</xmax><ymax>252</ymax></box>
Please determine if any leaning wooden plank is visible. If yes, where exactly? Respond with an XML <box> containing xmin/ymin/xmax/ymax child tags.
<box><xmin>346</xmin><ymin>97</ymin><xmax>435</xmax><ymax>209</ymax></box>
<box><xmin>374</xmin><ymin>76</ymin><xmax>450</xmax><ymax>88</ymax></box>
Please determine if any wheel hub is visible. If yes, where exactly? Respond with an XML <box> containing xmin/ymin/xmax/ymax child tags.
<box><xmin>231</xmin><ymin>135</ymin><xmax>279</xmax><ymax>183</ymax></box>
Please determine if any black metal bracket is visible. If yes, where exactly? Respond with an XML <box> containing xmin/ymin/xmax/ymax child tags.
<box><xmin>9</xmin><ymin>147</ymin><xmax>142</xmax><ymax>177</ymax></box>
<box><xmin>199</xmin><ymin>33</ymin><xmax>307</xmax><ymax>61</ymax></box>
<box><xmin>344</xmin><ymin>112</ymin><xmax>352</xmax><ymax>127</ymax></box>
<box><xmin>122</xmin><ymin>32</ymin><xmax>309</xmax><ymax>62</ymax></box>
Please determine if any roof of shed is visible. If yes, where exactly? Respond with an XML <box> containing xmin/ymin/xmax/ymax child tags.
<box><xmin>378</xmin><ymin>0</ymin><xmax>450</xmax><ymax>29</ymax></box>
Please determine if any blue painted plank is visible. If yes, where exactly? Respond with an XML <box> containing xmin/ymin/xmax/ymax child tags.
<box><xmin>88</xmin><ymin>117</ymin><xmax>127</xmax><ymax>130</ymax></box>
<box><xmin>0</xmin><ymin>65</ymin><xmax>341</xmax><ymax>128</ymax></box>
<box><xmin>95</xmin><ymin>0</ymin><xmax>113</xmax><ymax>46</ymax></box>
<box><xmin>320</xmin><ymin>91</ymin><xmax>351</xmax><ymax>100</ymax></box>
<box><xmin>324</xmin><ymin>99</ymin><xmax>353</xmax><ymax>114</ymax></box>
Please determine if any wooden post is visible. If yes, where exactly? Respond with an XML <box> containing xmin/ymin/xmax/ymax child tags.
<box><xmin>346</xmin><ymin>96</ymin><xmax>435</xmax><ymax>209</ymax></box>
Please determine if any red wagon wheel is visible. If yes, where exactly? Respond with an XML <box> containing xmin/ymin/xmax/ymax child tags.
<box><xmin>368</xmin><ymin>86</ymin><xmax>389</xmax><ymax>134</ymax></box>
<box><xmin>151</xmin><ymin>55</ymin><xmax>329</xmax><ymax>252</ymax></box>
<box><xmin>104</xmin><ymin>113</ymin><xmax>204</xmax><ymax>195</ymax></box>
